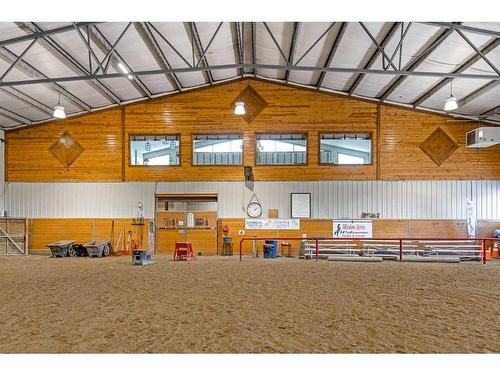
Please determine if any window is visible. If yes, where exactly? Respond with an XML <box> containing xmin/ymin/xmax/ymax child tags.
<box><xmin>256</xmin><ymin>134</ymin><xmax>307</xmax><ymax>165</ymax></box>
<box><xmin>320</xmin><ymin>133</ymin><xmax>372</xmax><ymax>165</ymax></box>
<box><xmin>130</xmin><ymin>135</ymin><xmax>180</xmax><ymax>166</ymax></box>
<box><xmin>192</xmin><ymin>134</ymin><xmax>243</xmax><ymax>165</ymax></box>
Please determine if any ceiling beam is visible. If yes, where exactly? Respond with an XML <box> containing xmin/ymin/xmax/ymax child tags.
<box><xmin>0</xmin><ymin>22</ymin><xmax>100</xmax><ymax>48</ymax></box>
<box><xmin>195</xmin><ymin>22</ymin><xmax>223</xmax><ymax>68</ymax></box>
<box><xmin>133</xmin><ymin>22</ymin><xmax>182</xmax><ymax>92</ymax></box>
<box><xmin>89</xmin><ymin>25</ymin><xmax>152</xmax><ymax>98</ymax></box>
<box><xmin>0</xmin><ymin>106</ymin><xmax>32</xmax><ymax>125</ymax></box>
<box><xmin>419</xmin><ymin>22</ymin><xmax>500</xmax><ymax>39</ymax></box>
<box><xmin>386</xmin><ymin>23</ymin><xmax>412</xmax><ymax>70</ymax></box>
<box><xmin>0</xmin><ymin>45</ymin><xmax>91</xmax><ymax>111</ymax></box>
<box><xmin>252</xmin><ymin>22</ymin><xmax>257</xmax><ymax>76</ymax></box>
<box><xmin>187</xmin><ymin>22</ymin><xmax>213</xmax><ymax>83</ymax></box>
<box><xmin>233</xmin><ymin>22</ymin><xmax>244</xmax><ymax>77</ymax></box>
<box><xmin>0</xmin><ymin>87</ymin><xmax>53</xmax><ymax>116</ymax></box>
<box><xmin>147</xmin><ymin>23</ymin><xmax>193</xmax><ymax>68</ymax></box>
<box><xmin>412</xmin><ymin>37</ymin><xmax>500</xmax><ymax>107</ymax></box>
<box><xmin>285</xmin><ymin>22</ymin><xmax>301</xmax><ymax>83</ymax></box>
<box><xmin>455</xmin><ymin>29</ymin><xmax>500</xmax><ymax>75</ymax></box>
<box><xmin>348</xmin><ymin>22</ymin><xmax>402</xmax><ymax>95</ymax></box>
<box><xmin>293</xmin><ymin>22</ymin><xmax>335</xmax><ymax>66</ymax></box>
<box><xmin>0</xmin><ymin>38</ymin><xmax>38</xmax><ymax>82</ymax></box>
<box><xmin>457</xmin><ymin>81</ymin><xmax>499</xmax><ymax>108</ymax></box>
<box><xmin>3</xmin><ymin>64</ymin><xmax>500</xmax><ymax>88</ymax></box>
<box><xmin>359</xmin><ymin>22</ymin><xmax>399</xmax><ymax>71</ymax></box>
<box><xmin>263</xmin><ymin>22</ymin><xmax>290</xmax><ymax>66</ymax></box>
<box><xmin>480</xmin><ymin>104</ymin><xmax>500</xmax><ymax>119</ymax></box>
<box><xmin>378</xmin><ymin>24</ymin><xmax>459</xmax><ymax>101</ymax></box>
<box><xmin>98</xmin><ymin>22</ymin><xmax>133</xmax><ymax>74</ymax></box>
<box><xmin>317</xmin><ymin>22</ymin><xmax>348</xmax><ymax>89</ymax></box>
<box><xmin>19</xmin><ymin>22</ymin><xmax>122</xmax><ymax>105</ymax></box>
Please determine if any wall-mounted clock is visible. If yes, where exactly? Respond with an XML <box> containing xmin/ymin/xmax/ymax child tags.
<box><xmin>246</xmin><ymin>193</ymin><xmax>263</xmax><ymax>218</ymax></box>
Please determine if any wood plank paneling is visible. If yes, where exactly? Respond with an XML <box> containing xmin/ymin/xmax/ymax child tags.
<box><xmin>26</xmin><ymin>218</ymin><xmax>499</xmax><ymax>255</ymax></box>
<box><xmin>5</xmin><ymin>79</ymin><xmax>499</xmax><ymax>182</ymax></box>
<box><xmin>6</xmin><ymin>109</ymin><xmax>122</xmax><ymax>182</ymax></box>
<box><xmin>28</xmin><ymin>218</ymin><xmax>149</xmax><ymax>251</ymax></box>
<box><xmin>379</xmin><ymin>106</ymin><xmax>500</xmax><ymax>180</ymax></box>
<box><xmin>123</xmin><ymin>80</ymin><xmax>378</xmax><ymax>181</ymax></box>
<box><xmin>217</xmin><ymin>218</ymin><xmax>500</xmax><ymax>255</ymax></box>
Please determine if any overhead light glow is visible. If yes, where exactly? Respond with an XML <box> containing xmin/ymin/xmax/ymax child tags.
<box><xmin>444</xmin><ymin>96</ymin><xmax>458</xmax><ymax>111</ymax></box>
<box><xmin>444</xmin><ymin>80</ymin><xmax>458</xmax><ymax>111</ymax></box>
<box><xmin>118</xmin><ymin>63</ymin><xmax>128</xmax><ymax>73</ymax></box>
<box><xmin>53</xmin><ymin>105</ymin><xmax>66</xmax><ymax>119</ymax></box>
<box><xmin>118</xmin><ymin>63</ymin><xmax>133</xmax><ymax>80</ymax></box>
<box><xmin>234</xmin><ymin>101</ymin><xmax>245</xmax><ymax>115</ymax></box>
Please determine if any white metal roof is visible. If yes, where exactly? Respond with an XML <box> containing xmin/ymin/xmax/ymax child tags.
<box><xmin>0</xmin><ymin>21</ymin><xmax>500</xmax><ymax>129</ymax></box>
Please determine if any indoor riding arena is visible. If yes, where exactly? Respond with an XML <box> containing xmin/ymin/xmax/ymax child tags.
<box><xmin>0</xmin><ymin>19</ymin><xmax>499</xmax><ymax>356</ymax></box>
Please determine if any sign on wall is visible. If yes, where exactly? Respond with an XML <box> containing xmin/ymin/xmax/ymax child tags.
<box><xmin>332</xmin><ymin>220</ymin><xmax>373</xmax><ymax>238</ymax></box>
<box><xmin>466</xmin><ymin>199</ymin><xmax>476</xmax><ymax>238</ymax></box>
<box><xmin>245</xmin><ymin>219</ymin><xmax>300</xmax><ymax>230</ymax></box>
<box><xmin>291</xmin><ymin>193</ymin><xmax>311</xmax><ymax>218</ymax></box>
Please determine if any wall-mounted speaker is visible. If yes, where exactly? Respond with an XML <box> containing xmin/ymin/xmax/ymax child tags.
<box><xmin>244</xmin><ymin>166</ymin><xmax>253</xmax><ymax>181</ymax></box>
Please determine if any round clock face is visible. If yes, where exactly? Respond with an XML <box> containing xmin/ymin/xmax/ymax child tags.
<box><xmin>247</xmin><ymin>202</ymin><xmax>263</xmax><ymax>218</ymax></box>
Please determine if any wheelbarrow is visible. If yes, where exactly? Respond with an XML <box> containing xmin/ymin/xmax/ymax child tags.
<box><xmin>84</xmin><ymin>240</ymin><xmax>111</xmax><ymax>258</ymax></box>
<box><xmin>47</xmin><ymin>240</ymin><xmax>76</xmax><ymax>257</ymax></box>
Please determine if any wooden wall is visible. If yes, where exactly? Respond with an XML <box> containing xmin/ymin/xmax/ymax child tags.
<box><xmin>25</xmin><ymin>217</ymin><xmax>499</xmax><ymax>255</ymax></box>
<box><xmin>6</xmin><ymin>79</ymin><xmax>499</xmax><ymax>182</ymax></box>
<box><xmin>379</xmin><ymin>107</ymin><xmax>500</xmax><ymax>180</ymax></box>
<box><xmin>217</xmin><ymin>218</ymin><xmax>498</xmax><ymax>255</ymax></box>
<box><xmin>28</xmin><ymin>218</ymin><xmax>149</xmax><ymax>252</ymax></box>
<box><xmin>6</xmin><ymin>109</ymin><xmax>123</xmax><ymax>182</ymax></box>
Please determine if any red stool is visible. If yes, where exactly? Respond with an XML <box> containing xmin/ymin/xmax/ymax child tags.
<box><xmin>281</xmin><ymin>242</ymin><xmax>292</xmax><ymax>257</ymax></box>
<box><xmin>174</xmin><ymin>242</ymin><xmax>195</xmax><ymax>261</ymax></box>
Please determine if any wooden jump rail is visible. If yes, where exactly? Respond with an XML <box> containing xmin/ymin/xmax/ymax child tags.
<box><xmin>238</xmin><ymin>237</ymin><xmax>500</xmax><ymax>264</ymax></box>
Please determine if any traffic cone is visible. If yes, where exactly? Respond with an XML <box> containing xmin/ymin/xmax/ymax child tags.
<box><xmin>492</xmin><ymin>241</ymin><xmax>499</xmax><ymax>258</ymax></box>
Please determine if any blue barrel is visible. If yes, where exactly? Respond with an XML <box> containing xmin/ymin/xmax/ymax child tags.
<box><xmin>263</xmin><ymin>240</ymin><xmax>278</xmax><ymax>258</ymax></box>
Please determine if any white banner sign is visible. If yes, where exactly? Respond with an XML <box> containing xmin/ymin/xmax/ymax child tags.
<box><xmin>333</xmin><ymin>220</ymin><xmax>373</xmax><ymax>238</ymax></box>
<box><xmin>245</xmin><ymin>219</ymin><xmax>300</xmax><ymax>230</ymax></box>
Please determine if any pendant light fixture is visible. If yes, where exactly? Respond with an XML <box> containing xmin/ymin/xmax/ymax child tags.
<box><xmin>234</xmin><ymin>101</ymin><xmax>245</xmax><ymax>115</ymax></box>
<box><xmin>53</xmin><ymin>93</ymin><xmax>66</xmax><ymax>119</ymax></box>
<box><xmin>444</xmin><ymin>80</ymin><xmax>458</xmax><ymax>111</ymax></box>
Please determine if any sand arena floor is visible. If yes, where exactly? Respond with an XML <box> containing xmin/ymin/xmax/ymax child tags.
<box><xmin>0</xmin><ymin>254</ymin><xmax>499</xmax><ymax>353</ymax></box>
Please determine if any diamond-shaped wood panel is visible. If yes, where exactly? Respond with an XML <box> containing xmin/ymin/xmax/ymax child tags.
<box><xmin>419</xmin><ymin>127</ymin><xmax>458</xmax><ymax>166</ymax></box>
<box><xmin>231</xmin><ymin>85</ymin><xmax>268</xmax><ymax>123</ymax></box>
<box><xmin>49</xmin><ymin>131</ymin><xmax>84</xmax><ymax>168</ymax></box>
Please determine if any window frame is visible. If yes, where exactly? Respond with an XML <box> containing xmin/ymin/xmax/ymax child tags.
<box><xmin>128</xmin><ymin>133</ymin><xmax>181</xmax><ymax>167</ymax></box>
<box><xmin>254</xmin><ymin>132</ymin><xmax>309</xmax><ymax>166</ymax></box>
<box><xmin>191</xmin><ymin>132</ymin><xmax>244</xmax><ymax>167</ymax></box>
<box><xmin>318</xmin><ymin>132</ymin><xmax>373</xmax><ymax>167</ymax></box>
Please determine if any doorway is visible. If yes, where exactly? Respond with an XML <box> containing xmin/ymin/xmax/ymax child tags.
<box><xmin>155</xmin><ymin>194</ymin><xmax>218</xmax><ymax>255</ymax></box>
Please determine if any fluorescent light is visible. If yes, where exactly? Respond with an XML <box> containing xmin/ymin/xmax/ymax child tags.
<box><xmin>444</xmin><ymin>96</ymin><xmax>458</xmax><ymax>111</ymax></box>
<box><xmin>118</xmin><ymin>63</ymin><xmax>128</xmax><ymax>74</ymax></box>
<box><xmin>118</xmin><ymin>63</ymin><xmax>133</xmax><ymax>80</ymax></box>
<box><xmin>53</xmin><ymin>105</ymin><xmax>66</xmax><ymax>119</ymax></box>
<box><xmin>234</xmin><ymin>101</ymin><xmax>245</xmax><ymax>115</ymax></box>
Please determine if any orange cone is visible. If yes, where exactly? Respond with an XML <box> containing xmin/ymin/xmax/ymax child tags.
<box><xmin>492</xmin><ymin>241</ymin><xmax>499</xmax><ymax>258</ymax></box>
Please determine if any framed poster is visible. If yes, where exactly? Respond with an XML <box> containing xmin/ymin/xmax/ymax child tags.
<box><xmin>291</xmin><ymin>193</ymin><xmax>311</xmax><ymax>218</ymax></box>
<box><xmin>333</xmin><ymin>220</ymin><xmax>373</xmax><ymax>238</ymax></box>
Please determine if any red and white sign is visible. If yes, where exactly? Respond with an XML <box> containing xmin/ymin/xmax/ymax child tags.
<box><xmin>332</xmin><ymin>220</ymin><xmax>372</xmax><ymax>238</ymax></box>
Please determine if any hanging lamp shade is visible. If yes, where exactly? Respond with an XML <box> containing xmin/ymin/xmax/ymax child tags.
<box><xmin>444</xmin><ymin>96</ymin><xmax>458</xmax><ymax>111</ymax></box>
<box><xmin>234</xmin><ymin>101</ymin><xmax>245</xmax><ymax>115</ymax></box>
<box><xmin>53</xmin><ymin>105</ymin><xmax>66</xmax><ymax>119</ymax></box>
